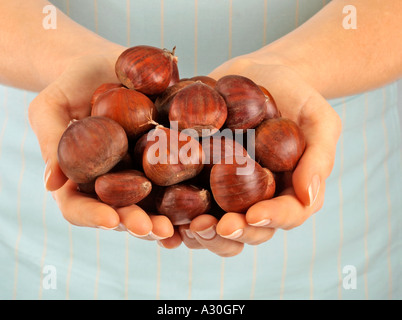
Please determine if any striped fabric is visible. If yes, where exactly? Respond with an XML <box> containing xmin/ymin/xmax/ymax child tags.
<box><xmin>0</xmin><ymin>0</ymin><xmax>401</xmax><ymax>300</ymax></box>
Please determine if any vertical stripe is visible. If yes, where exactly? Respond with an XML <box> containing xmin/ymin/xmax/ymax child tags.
<box><xmin>280</xmin><ymin>231</ymin><xmax>288</xmax><ymax>299</ymax></box>
<box><xmin>363</xmin><ymin>93</ymin><xmax>369</xmax><ymax>299</ymax></box>
<box><xmin>381</xmin><ymin>88</ymin><xmax>393</xmax><ymax>299</ymax></box>
<box><xmin>250</xmin><ymin>246</ymin><xmax>258</xmax><ymax>299</ymax></box>
<box><xmin>309</xmin><ymin>215</ymin><xmax>316</xmax><ymax>299</ymax></box>
<box><xmin>188</xmin><ymin>249</ymin><xmax>193</xmax><ymax>299</ymax></box>
<box><xmin>126</xmin><ymin>0</ymin><xmax>130</xmax><ymax>47</ymax></box>
<box><xmin>0</xmin><ymin>87</ymin><xmax>8</xmax><ymax>194</ymax></box>
<box><xmin>156</xmin><ymin>245</ymin><xmax>161</xmax><ymax>299</ymax></box>
<box><xmin>160</xmin><ymin>0</ymin><xmax>164</xmax><ymax>48</ymax></box>
<box><xmin>194</xmin><ymin>0</ymin><xmax>198</xmax><ymax>76</ymax></box>
<box><xmin>38</xmin><ymin>191</ymin><xmax>49</xmax><ymax>299</ymax></box>
<box><xmin>13</xmin><ymin>91</ymin><xmax>28</xmax><ymax>299</ymax></box>
<box><xmin>295</xmin><ymin>0</ymin><xmax>299</xmax><ymax>28</ymax></box>
<box><xmin>94</xmin><ymin>0</ymin><xmax>98</xmax><ymax>34</ymax></box>
<box><xmin>263</xmin><ymin>0</ymin><xmax>268</xmax><ymax>46</ymax></box>
<box><xmin>94</xmin><ymin>230</ymin><xmax>100</xmax><ymax>299</ymax></box>
<box><xmin>65</xmin><ymin>224</ymin><xmax>73</xmax><ymax>299</ymax></box>
<box><xmin>337</xmin><ymin>99</ymin><xmax>346</xmax><ymax>299</ymax></box>
<box><xmin>219</xmin><ymin>258</ymin><xmax>225</xmax><ymax>299</ymax></box>
<box><xmin>65</xmin><ymin>0</ymin><xmax>70</xmax><ymax>16</ymax></box>
<box><xmin>124</xmin><ymin>233</ymin><xmax>129</xmax><ymax>299</ymax></box>
<box><xmin>228</xmin><ymin>0</ymin><xmax>233</xmax><ymax>59</ymax></box>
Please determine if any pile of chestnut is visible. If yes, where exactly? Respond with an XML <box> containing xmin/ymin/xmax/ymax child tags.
<box><xmin>57</xmin><ymin>45</ymin><xmax>306</xmax><ymax>226</ymax></box>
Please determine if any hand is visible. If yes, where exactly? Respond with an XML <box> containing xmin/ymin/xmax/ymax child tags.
<box><xmin>178</xmin><ymin>53</ymin><xmax>342</xmax><ymax>257</ymax></box>
<box><xmin>28</xmin><ymin>48</ymin><xmax>180</xmax><ymax>247</ymax></box>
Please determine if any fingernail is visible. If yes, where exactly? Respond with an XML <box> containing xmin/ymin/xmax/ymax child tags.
<box><xmin>149</xmin><ymin>231</ymin><xmax>167</xmax><ymax>241</ymax></box>
<box><xmin>43</xmin><ymin>162</ymin><xmax>51</xmax><ymax>191</ymax></box>
<box><xmin>97</xmin><ymin>225</ymin><xmax>118</xmax><ymax>230</ymax></box>
<box><xmin>249</xmin><ymin>219</ymin><xmax>271</xmax><ymax>227</ymax></box>
<box><xmin>308</xmin><ymin>174</ymin><xmax>320</xmax><ymax>206</ymax></box>
<box><xmin>127</xmin><ymin>229</ymin><xmax>150</xmax><ymax>238</ymax></box>
<box><xmin>195</xmin><ymin>225</ymin><xmax>216</xmax><ymax>240</ymax></box>
<box><xmin>220</xmin><ymin>229</ymin><xmax>243</xmax><ymax>240</ymax></box>
<box><xmin>184</xmin><ymin>229</ymin><xmax>195</xmax><ymax>239</ymax></box>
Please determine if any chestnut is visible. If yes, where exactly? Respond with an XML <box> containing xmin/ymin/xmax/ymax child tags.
<box><xmin>258</xmin><ymin>85</ymin><xmax>281</xmax><ymax>120</ymax></box>
<box><xmin>115</xmin><ymin>45</ymin><xmax>177</xmax><ymax>95</ymax></box>
<box><xmin>90</xmin><ymin>83</ymin><xmax>124</xmax><ymax>105</ymax></box>
<box><xmin>142</xmin><ymin>126</ymin><xmax>204</xmax><ymax>186</ymax></box>
<box><xmin>201</xmin><ymin>135</ymin><xmax>248</xmax><ymax>170</ymax></box>
<box><xmin>189</xmin><ymin>75</ymin><xmax>217</xmax><ymax>88</ymax></box>
<box><xmin>215</xmin><ymin>75</ymin><xmax>267</xmax><ymax>131</ymax></box>
<box><xmin>168</xmin><ymin>81</ymin><xmax>227</xmax><ymax>136</ymax></box>
<box><xmin>57</xmin><ymin>116</ymin><xmax>128</xmax><ymax>184</ymax></box>
<box><xmin>254</xmin><ymin>118</ymin><xmax>306</xmax><ymax>172</ymax></box>
<box><xmin>154</xmin><ymin>79</ymin><xmax>195</xmax><ymax>123</ymax></box>
<box><xmin>156</xmin><ymin>184</ymin><xmax>211</xmax><ymax>225</ymax></box>
<box><xmin>210</xmin><ymin>156</ymin><xmax>275</xmax><ymax>213</ymax></box>
<box><xmin>91</xmin><ymin>87</ymin><xmax>158</xmax><ymax>139</ymax></box>
<box><xmin>95</xmin><ymin>169</ymin><xmax>152</xmax><ymax>207</ymax></box>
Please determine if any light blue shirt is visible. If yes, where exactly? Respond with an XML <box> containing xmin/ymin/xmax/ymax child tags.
<box><xmin>0</xmin><ymin>0</ymin><xmax>401</xmax><ymax>300</ymax></box>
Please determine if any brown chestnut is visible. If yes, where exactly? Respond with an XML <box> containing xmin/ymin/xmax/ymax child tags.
<box><xmin>168</xmin><ymin>81</ymin><xmax>227</xmax><ymax>136</ymax></box>
<box><xmin>95</xmin><ymin>169</ymin><xmax>152</xmax><ymax>207</ymax></box>
<box><xmin>215</xmin><ymin>75</ymin><xmax>267</xmax><ymax>131</ymax></box>
<box><xmin>57</xmin><ymin>116</ymin><xmax>128</xmax><ymax>184</ymax></box>
<box><xmin>201</xmin><ymin>134</ymin><xmax>248</xmax><ymax>170</ymax></box>
<box><xmin>90</xmin><ymin>83</ymin><xmax>124</xmax><ymax>105</ymax></box>
<box><xmin>189</xmin><ymin>75</ymin><xmax>217</xmax><ymax>88</ymax></box>
<box><xmin>142</xmin><ymin>126</ymin><xmax>204</xmax><ymax>186</ymax></box>
<box><xmin>210</xmin><ymin>156</ymin><xmax>275</xmax><ymax>213</ymax></box>
<box><xmin>91</xmin><ymin>87</ymin><xmax>157</xmax><ymax>139</ymax></box>
<box><xmin>254</xmin><ymin>118</ymin><xmax>306</xmax><ymax>172</ymax></box>
<box><xmin>154</xmin><ymin>80</ymin><xmax>195</xmax><ymax>123</ymax></box>
<box><xmin>258</xmin><ymin>85</ymin><xmax>281</xmax><ymax>120</ymax></box>
<box><xmin>156</xmin><ymin>184</ymin><xmax>211</xmax><ymax>225</ymax></box>
<box><xmin>115</xmin><ymin>45</ymin><xmax>177</xmax><ymax>95</ymax></box>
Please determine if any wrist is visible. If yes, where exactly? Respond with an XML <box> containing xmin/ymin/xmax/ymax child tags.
<box><xmin>40</xmin><ymin>39</ymin><xmax>126</xmax><ymax>89</ymax></box>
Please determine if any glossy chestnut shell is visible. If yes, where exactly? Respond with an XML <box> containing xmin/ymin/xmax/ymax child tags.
<box><xmin>156</xmin><ymin>184</ymin><xmax>211</xmax><ymax>225</ymax></box>
<box><xmin>254</xmin><ymin>118</ymin><xmax>306</xmax><ymax>172</ymax></box>
<box><xmin>142</xmin><ymin>126</ymin><xmax>204</xmax><ymax>186</ymax></box>
<box><xmin>168</xmin><ymin>81</ymin><xmax>227</xmax><ymax>136</ymax></box>
<box><xmin>215</xmin><ymin>75</ymin><xmax>267</xmax><ymax>131</ymax></box>
<box><xmin>57</xmin><ymin>116</ymin><xmax>128</xmax><ymax>184</ymax></box>
<box><xmin>90</xmin><ymin>83</ymin><xmax>124</xmax><ymax>105</ymax></box>
<box><xmin>95</xmin><ymin>169</ymin><xmax>152</xmax><ymax>207</ymax></box>
<box><xmin>210</xmin><ymin>156</ymin><xmax>275</xmax><ymax>213</ymax></box>
<box><xmin>258</xmin><ymin>85</ymin><xmax>281</xmax><ymax>120</ymax></box>
<box><xmin>154</xmin><ymin>80</ymin><xmax>195</xmax><ymax>123</ymax></box>
<box><xmin>115</xmin><ymin>45</ymin><xmax>177</xmax><ymax>95</ymax></box>
<box><xmin>91</xmin><ymin>87</ymin><xmax>157</xmax><ymax>139</ymax></box>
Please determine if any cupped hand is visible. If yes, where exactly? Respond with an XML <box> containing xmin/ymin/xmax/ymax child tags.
<box><xmin>179</xmin><ymin>54</ymin><xmax>342</xmax><ymax>257</ymax></box>
<box><xmin>28</xmin><ymin>48</ymin><xmax>179</xmax><ymax>247</ymax></box>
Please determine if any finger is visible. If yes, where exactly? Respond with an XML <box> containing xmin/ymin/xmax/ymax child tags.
<box><xmin>158</xmin><ymin>228</ymin><xmax>183</xmax><ymax>249</ymax></box>
<box><xmin>178</xmin><ymin>224</ymin><xmax>204</xmax><ymax>250</ymax></box>
<box><xmin>190</xmin><ymin>215</ymin><xmax>244</xmax><ymax>257</ymax></box>
<box><xmin>137</xmin><ymin>214</ymin><xmax>175</xmax><ymax>241</ymax></box>
<box><xmin>246</xmin><ymin>183</ymin><xmax>326</xmax><ymax>230</ymax></box>
<box><xmin>216</xmin><ymin>212</ymin><xmax>276</xmax><ymax>245</ymax></box>
<box><xmin>115</xmin><ymin>205</ymin><xmax>153</xmax><ymax>237</ymax></box>
<box><xmin>292</xmin><ymin>94</ymin><xmax>341</xmax><ymax>207</ymax></box>
<box><xmin>53</xmin><ymin>179</ymin><xmax>120</xmax><ymax>229</ymax></box>
<box><xmin>29</xmin><ymin>83</ymin><xmax>75</xmax><ymax>191</ymax></box>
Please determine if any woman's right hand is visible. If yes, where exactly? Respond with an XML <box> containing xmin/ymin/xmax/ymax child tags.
<box><xmin>28</xmin><ymin>48</ymin><xmax>182</xmax><ymax>248</ymax></box>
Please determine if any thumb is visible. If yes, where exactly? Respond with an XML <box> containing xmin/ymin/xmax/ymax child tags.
<box><xmin>28</xmin><ymin>83</ymin><xmax>73</xmax><ymax>191</ymax></box>
<box><xmin>291</xmin><ymin>94</ymin><xmax>342</xmax><ymax>208</ymax></box>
